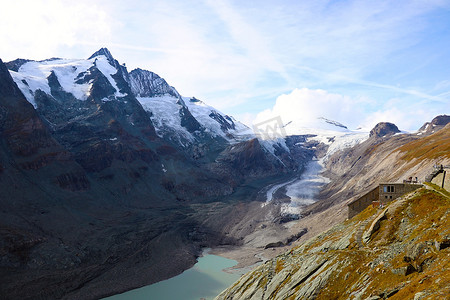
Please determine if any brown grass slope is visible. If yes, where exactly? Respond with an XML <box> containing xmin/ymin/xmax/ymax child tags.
<box><xmin>399</xmin><ymin>123</ymin><xmax>450</xmax><ymax>161</ymax></box>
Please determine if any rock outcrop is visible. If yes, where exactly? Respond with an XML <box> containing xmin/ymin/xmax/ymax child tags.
<box><xmin>369</xmin><ymin>122</ymin><xmax>400</xmax><ymax>138</ymax></box>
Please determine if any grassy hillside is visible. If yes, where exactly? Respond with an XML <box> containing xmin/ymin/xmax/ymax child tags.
<box><xmin>216</xmin><ymin>187</ymin><xmax>450</xmax><ymax>299</ymax></box>
<box><xmin>399</xmin><ymin>123</ymin><xmax>450</xmax><ymax>161</ymax></box>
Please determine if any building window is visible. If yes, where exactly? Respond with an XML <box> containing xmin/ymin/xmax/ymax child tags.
<box><xmin>383</xmin><ymin>185</ymin><xmax>395</xmax><ymax>193</ymax></box>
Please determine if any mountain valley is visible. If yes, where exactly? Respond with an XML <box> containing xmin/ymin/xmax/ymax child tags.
<box><xmin>0</xmin><ymin>48</ymin><xmax>449</xmax><ymax>300</ymax></box>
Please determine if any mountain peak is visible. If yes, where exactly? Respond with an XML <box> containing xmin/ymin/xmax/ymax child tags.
<box><xmin>418</xmin><ymin>114</ymin><xmax>450</xmax><ymax>135</ymax></box>
<box><xmin>430</xmin><ymin>114</ymin><xmax>450</xmax><ymax>126</ymax></box>
<box><xmin>369</xmin><ymin>122</ymin><xmax>400</xmax><ymax>138</ymax></box>
<box><xmin>88</xmin><ymin>47</ymin><xmax>115</xmax><ymax>63</ymax></box>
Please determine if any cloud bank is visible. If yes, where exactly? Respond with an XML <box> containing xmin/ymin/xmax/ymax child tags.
<box><xmin>0</xmin><ymin>0</ymin><xmax>112</xmax><ymax>60</ymax></box>
<box><xmin>254</xmin><ymin>88</ymin><xmax>447</xmax><ymax>132</ymax></box>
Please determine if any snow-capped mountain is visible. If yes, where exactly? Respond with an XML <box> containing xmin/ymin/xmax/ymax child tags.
<box><xmin>0</xmin><ymin>48</ymin><xmax>301</xmax><ymax>225</ymax></box>
<box><xmin>8</xmin><ymin>48</ymin><xmax>250</xmax><ymax>151</ymax></box>
<box><xmin>128</xmin><ymin>60</ymin><xmax>250</xmax><ymax>146</ymax></box>
<box><xmin>9</xmin><ymin>49</ymin><xmax>132</xmax><ymax>109</ymax></box>
<box><xmin>7</xmin><ymin>47</ymin><xmax>368</xmax><ymax>171</ymax></box>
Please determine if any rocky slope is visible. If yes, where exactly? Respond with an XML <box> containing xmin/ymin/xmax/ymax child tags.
<box><xmin>216</xmin><ymin>186</ymin><xmax>450</xmax><ymax>299</ymax></box>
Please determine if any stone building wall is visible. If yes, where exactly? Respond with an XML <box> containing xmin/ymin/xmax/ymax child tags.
<box><xmin>347</xmin><ymin>186</ymin><xmax>379</xmax><ymax>219</ymax></box>
<box><xmin>348</xmin><ymin>183</ymin><xmax>422</xmax><ymax>219</ymax></box>
<box><xmin>431</xmin><ymin>171</ymin><xmax>449</xmax><ymax>191</ymax></box>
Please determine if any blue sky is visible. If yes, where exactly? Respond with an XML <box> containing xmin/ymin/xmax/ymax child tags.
<box><xmin>1</xmin><ymin>0</ymin><xmax>450</xmax><ymax>131</ymax></box>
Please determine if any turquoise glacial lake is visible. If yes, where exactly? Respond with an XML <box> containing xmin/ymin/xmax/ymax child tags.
<box><xmin>104</xmin><ymin>253</ymin><xmax>240</xmax><ymax>300</ymax></box>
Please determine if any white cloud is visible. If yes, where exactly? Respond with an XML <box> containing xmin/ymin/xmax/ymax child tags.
<box><xmin>0</xmin><ymin>0</ymin><xmax>112</xmax><ymax>61</ymax></box>
<box><xmin>362</xmin><ymin>97</ymin><xmax>449</xmax><ymax>132</ymax></box>
<box><xmin>253</xmin><ymin>88</ymin><xmax>447</xmax><ymax>132</ymax></box>
<box><xmin>254</xmin><ymin>88</ymin><xmax>367</xmax><ymax>129</ymax></box>
<box><xmin>203</xmin><ymin>0</ymin><xmax>289</xmax><ymax>81</ymax></box>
